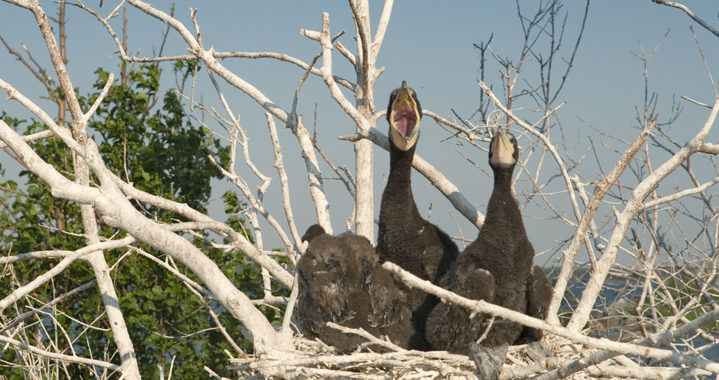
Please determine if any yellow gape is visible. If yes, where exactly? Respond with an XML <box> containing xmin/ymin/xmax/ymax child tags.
<box><xmin>389</xmin><ymin>81</ymin><xmax>421</xmax><ymax>151</ymax></box>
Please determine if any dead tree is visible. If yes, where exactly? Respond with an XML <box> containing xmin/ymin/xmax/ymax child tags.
<box><xmin>1</xmin><ymin>1</ymin><xmax>719</xmax><ymax>378</ymax></box>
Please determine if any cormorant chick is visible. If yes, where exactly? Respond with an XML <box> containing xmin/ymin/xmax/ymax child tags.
<box><xmin>426</xmin><ymin>129</ymin><xmax>552</xmax><ymax>352</ymax></box>
<box><xmin>296</xmin><ymin>225</ymin><xmax>414</xmax><ymax>351</ymax></box>
<box><xmin>377</xmin><ymin>81</ymin><xmax>459</xmax><ymax>350</ymax></box>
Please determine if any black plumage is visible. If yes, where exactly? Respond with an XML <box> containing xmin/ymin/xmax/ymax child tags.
<box><xmin>296</xmin><ymin>225</ymin><xmax>414</xmax><ymax>351</ymax></box>
<box><xmin>520</xmin><ymin>265</ymin><xmax>553</xmax><ymax>343</ymax></box>
<box><xmin>426</xmin><ymin>129</ymin><xmax>552</xmax><ymax>353</ymax></box>
<box><xmin>425</xmin><ymin>262</ymin><xmax>495</xmax><ymax>353</ymax></box>
<box><xmin>376</xmin><ymin>81</ymin><xmax>460</xmax><ymax>350</ymax></box>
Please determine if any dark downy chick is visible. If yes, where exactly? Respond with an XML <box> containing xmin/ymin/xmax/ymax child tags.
<box><xmin>377</xmin><ymin>81</ymin><xmax>459</xmax><ymax>350</ymax></box>
<box><xmin>427</xmin><ymin>129</ymin><xmax>551</xmax><ymax>352</ymax></box>
<box><xmin>296</xmin><ymin>225</ymin><xmax>414</xmax><ymax>351</ymax></box>
<box><xmin>425</xmin><ymin>259</ymin><xmax>495</xmax><ymax>353</ymax></box>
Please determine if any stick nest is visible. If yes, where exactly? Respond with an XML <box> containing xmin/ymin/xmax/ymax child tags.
<box><xmin>229</xmin><ymin>334</ymin><xmax>596</xmax><ymax>379</ymax></box>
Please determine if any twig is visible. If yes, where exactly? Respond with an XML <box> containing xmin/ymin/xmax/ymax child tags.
<box><xmin>0</xmin><ymin>334</ymin><xmax>121</xmax><ymax>371</ymax></box>
<box><xmin>208</xmin><ymin>155</ymin><xmax>295</xmax><ymax>256</ymax></box>
<box><xmin>480</xmin><ymin>81</ymin><xmax>582</xmax><ymax>229</ymax></box>
<box><xmin>0</xmin><ymin>130</ymin><xmax>54</xmax><ymax>149</ymax></box>
<box><xmin>123</xmin><ymin>0</ymin><xmax>333</xmax><ymax>233</ymax></box>
<box><xmin>650</xmin><ymin>0</ymin><xmax>719</xmax><ymax>38</ymax></box>
<box><xmin>129</xmin><ymin>246</ymin><xmax>211</xmax><ymax>298</ymax></box>
<box><xmin>325</xmin><ymin>322</ymin><xmax>404</xmax><ymax>352</ymax></box>
<box><xmin>0</xmin><ymin>116</ymin><xmax>293</xmax><ymax>357</ymax></box>
<box><xmin>340</xmin><ymin>128</ymin><xmax>486</xmax><ymax>228</ymax></box>
<box><xmin>568</xmin><ymin>97</ymin><xmax>719</xmax><ymax>331</ymax></box>
<box><xmin>382</xmin><ymin>261</ymin><xmax>719</xmax><ymax>374</ymax></box>
<box><xmin>642</xmin><ymin>175</ymin><xmax>719</xmax><ymax>209</ymax></box>
<box><xmin>316</xmin><ymin>11</ymin><xmax>374</xmax><ymax>239</ymax></box>
<box><xmin>82</xmin><ymin>72</ymin><xmax>114</xmax><ymax>123</ymax></box>
<box><xmin>549</xmin><ymin>122</ymin><xmax>654</xmax><ymax>322</ymax></box>
<box><xmin>0</xmin><ymin>280</ymin><xmax>96</xmax><ymax>335</ymax></box>
<box><xmin>114</xmin><ymin>176</ymin><xmax>294</xmax><ymax>287</ymax></box>
<box><xmin>583</xmin><ymin>364</ymin><xmax>711</xmax><ymax>379</ymax></box>
<box><xmin>536</xmin><ymin>305</ymin><xmax>719</xmax><ymax>379</ymax></box>
<box><xmin>0</xmin><ymin>237</ymin><xmax>134</xmax><ymax>313</ymax></box>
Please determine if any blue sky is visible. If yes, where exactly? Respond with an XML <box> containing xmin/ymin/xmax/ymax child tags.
<box><xmin>1</xmin><ymin>1</ymin><xmax>718</xmax><ymax>266</ymax></box>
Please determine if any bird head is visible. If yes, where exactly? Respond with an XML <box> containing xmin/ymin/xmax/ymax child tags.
<box><xmin>302</xmin><ymin>224</ymin><xmax>326</xmax><ymax>244</ymax></box>
<box><xmin>386</xmin><ymin>81</ymin><xmax>422</xmax><ymax>151</ymax></box>
<box><xmin>489</xmin><ymin>129</ymin><xmax>518</xmax><ymax>169</ymax></box>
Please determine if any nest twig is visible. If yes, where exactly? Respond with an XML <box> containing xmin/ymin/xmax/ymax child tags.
<box><xmin>227</xmin><ymin>325</ymin><xmax>601</xmax><ymax>379</ymax></box>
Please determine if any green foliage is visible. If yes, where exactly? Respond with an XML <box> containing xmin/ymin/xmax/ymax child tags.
<box><xmin>0</xmin><ymin>62</ymin><xmax>274</xmax><ymax>378</ymax></box>
<box><xmin>637</xmin><ymin>272</ymin><xmax>719</xmax><ymax>328</ymax></box>
<box><xmin>87</xmin><ymin>64</ymin><xmax>229</xmax><ymax>213</ymax></box>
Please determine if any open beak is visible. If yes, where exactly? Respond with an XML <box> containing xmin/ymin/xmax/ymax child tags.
<box><xmin>490</xmin><ymin>129</ymin><xmax>517</xmax><ymax>168</ymax></box>
<box><xmin>389</xmin><ymin>81</ymin><xmax>421</xmax><ymax>151</ymax></box>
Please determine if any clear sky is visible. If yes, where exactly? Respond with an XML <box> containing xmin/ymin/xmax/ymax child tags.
<box><xmin>1</xmin><ymin>1</ymin><xmax>718</xmax><ymax>266</ymax></box>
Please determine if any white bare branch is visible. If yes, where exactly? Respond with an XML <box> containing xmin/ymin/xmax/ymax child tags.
<box><xmin>266</xmin><ymin>113</ymin><xmax>303</xmax><ymax>249</ymax></box>
<box><xmin>650</xmin><ymin>0</ymin><xmax>719</xmax><ymax>38</ymax></box>
<box><xmin>8</xmin><ymin>4</ymin><xmax>141</xmax><ymax>374</ymax></box>
<box><xmin>642</xmin><ymin>175</ymin><xmax>719</xmax><ymax>209</ymax></box>
<box><xmin>547</xmin><ymin>124</ymin><xmax>654</xmax><ymax>323</ymax></box>
<box><xmin>0</xmin><ymin>115</ymin><xmax>293</xmax><ymax>356</ymax></box>
<box><xmin>0</xmin><ymin>237</ymin><xmax>134</xmax><ymax>313</ymax></box>
<box><xmin>568</xmin><ymin>96</ymin><xmax>719</xmax><ymax>331</ymax></box>
<box><xmin>0</xmin><ymin>129</ymin><xmax>53</xmax><ymax>148</ymax></box>
<box><xmin>0</xmin><ymin>333</ymin><xmax>121</xmax><ymax>372</ymax></box>
<box><xmin>537</xmin><ymin>306</ymin><xmax>719</xmax><ymax>379</ymax></box>
<box><xmin>382</xmin><ymin>261</ymin><xmax>719</xmax><ymax>374</ymax></box>
<box><xmin>123</xmin><ymin>0</ymin><xmax>333</xmax><ymax>234</ymax></box>
<box><xmin>114</xmin><ymin>177</ymin><xmax>295</xmax><ymax>287</ymax></box>
<box><xmin>315</xmin><ymin>11</ymin><xmax>375</xmax><ymax>238</ymax></box>
<box><xmin>479</xmin><ymin>81</ymin><xmax>583</xmax><ymax>226</ymax></box>
<box><xmin>341</xmin><ymin>128</ymin><xmax>486</xmax><ymax>228</ymax></box>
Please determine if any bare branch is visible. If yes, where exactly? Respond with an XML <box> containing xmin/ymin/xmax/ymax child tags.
<box><xmin>651</xmin><ymin>0</ymin><xmax>719</xmax><ymax>38</ymax></box>
<box><xmin>382</xmin><ymin>261</ymin><xmax>719</xmax><ymax>374</ymax></box>
<box><xmin>123</xmin><ymin>0</ymin><xmax>333</xmax><ymax>232</ymax></box>
<box><xmin>341</xmin><ymin>128</ymin><xmax>486</xmax><ymax>228</ymax></box>
<box><xmin>0</xmin><ymin>115</ymin><xmax>293</xmax><ymax>356</ymax></box>
<box><xmin>0</xmin><ymin>78</ymin><xmax>84</xmax><ymax>154</ymax></box>
<box><xmin>642</xmin><ymin>175</ymin><xmax>719</xmax><ymax>209</ymax></box>
<box><xmin>371</xmin><ymin>0</ymin><xmax>394</xmax><ymax>58</ymax></box>
<box><xmin>548</xmin><ymin>122</ymin><xmax>654</xmax><ymax>323</ymax></box>
<box><xmin>480</xmin><ymin>81</ymin><xmax>583</xmax><ymax>226</ymax></box>
<box><xmin>568</xmin><ymin>96</ymin><xmax>719</xmax><ymax>331</ymax></box>
<box><xmin>0</xmin><ymin>280</ymin><xmax>96</xmax><ymax>336</ymax></box>
<box><xmin>538</xmin><ymin>305</ymin><xmax>719</xmax><ymax>379</ymax></box>
<box><xmin>266</xmin><ymin>113</ymin><xmax>302</xmax><ymax>249</ymax></box>
<box><xmin>0</xmin><ymin>334</ymin><xmax>121</xmax><ymax>372</ymax></box>
<box><xmin>114</xmin><ymin>176</ymin><xmax>295</xmax><ymax>287</ymax></box>
<box><xmin>0</xmin><ymin>237</ymin><xmax>134</xmax><ymax>313</ymax></box>
<box><xmin>0</xmin><ymin>130</ymin><xmax>54</xmax><ymax>149</ymax></box>
<box><xmin>83</xmin><ymin>72</ymin><xmax>114</xmax><ymax>122</ymax></box>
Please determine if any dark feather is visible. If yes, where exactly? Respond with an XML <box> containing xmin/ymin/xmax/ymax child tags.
<box><xmin>296</xmin><ymin>225</ymin><xmax>413</xmax><ymax>351</ymax></box>
<box><xmin>426</xmin><ymin>265</ymin><xmax>495</xmax><ymax>353</ymax></box>
<box><xmin>518</xmin><ymin>265</ymin><xmax>553</xmax><ymax>343</ymax></box>
<box><xmin>427</xmin><ymin>131</ymin><xmax>551</xmax><ymax>352</ymax></box>
<box><xmin>377</xmin><ymin>82</ymin><xmax>459</xmax><ymax>350</ymax></box>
